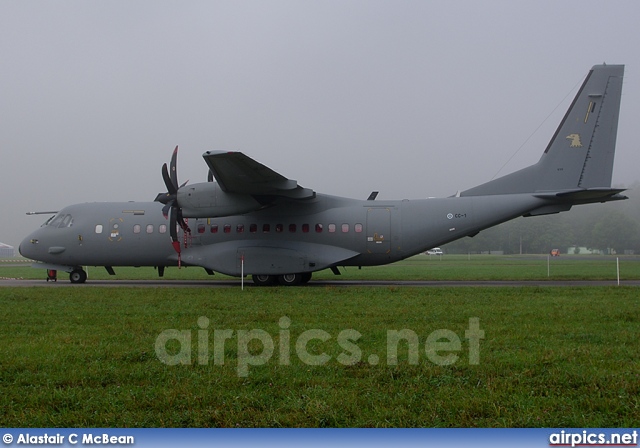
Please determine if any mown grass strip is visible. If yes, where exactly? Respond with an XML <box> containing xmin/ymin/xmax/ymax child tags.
<box><xmin>1</xmin><ymin>286</ymin><xmax>638</xmax><ymax>427</ymax></box>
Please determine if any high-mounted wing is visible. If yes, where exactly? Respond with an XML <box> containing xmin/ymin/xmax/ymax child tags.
<box><xmin>203</xmin><ymin>151</ymin><xmax>315</xmax><ymax>199</ymax></box>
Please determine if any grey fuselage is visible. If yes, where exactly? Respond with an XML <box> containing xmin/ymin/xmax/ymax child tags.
<box><xmin>19</xmin><ymin>192</ymin><xmax>545</xmax><ymax>277</ymax></box>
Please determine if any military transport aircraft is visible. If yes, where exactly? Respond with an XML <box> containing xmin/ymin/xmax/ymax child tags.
<box><xmin>20</xmin><ymin>64</ymin><xmax>627</xmax><ymax>286</ymax></box>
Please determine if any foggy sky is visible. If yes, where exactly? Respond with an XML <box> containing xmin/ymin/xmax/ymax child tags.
<box><xmin>2</xmin><ymin>0</ymin><xmax>640</xmax><ymax>250</ymax></box>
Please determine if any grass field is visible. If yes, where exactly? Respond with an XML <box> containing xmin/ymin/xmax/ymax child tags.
<box><xmin>1</xmin><ymin>277</ymin><xmax>639</xmax><ymax>427</ymax></box>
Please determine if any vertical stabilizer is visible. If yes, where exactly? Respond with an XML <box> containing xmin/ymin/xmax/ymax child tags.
<box><xmin>537</xmin><ymin>64</ymin><xmax>624</xmax><ymax>191</ymax></box>
<box><xmin>462</xmin><ymin>64</ymin><xmax>624</xmax><ymax>196</ymax></box>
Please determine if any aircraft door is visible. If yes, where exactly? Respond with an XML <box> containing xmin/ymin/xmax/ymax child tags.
<box><xmin>366</xmin><ymin>208</ymin><xmax>391</xmax><ymax>254</ymax></box>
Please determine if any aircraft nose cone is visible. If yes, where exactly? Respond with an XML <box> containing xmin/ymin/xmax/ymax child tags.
<box><xmin>18</xmin><ymin>234</ymin><xmax>38</xmax><ymax>260</ymax></box>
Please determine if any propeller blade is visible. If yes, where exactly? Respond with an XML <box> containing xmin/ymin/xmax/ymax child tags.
<box><xmin>161</xmin><ymin>203</ymin><xmax>172</xmax><ymax>219</ymax></box>
<box><xmin>169</xmin><ymin>145</ymin><xmax>178</xmax><ymax>191</ymax></box>
<box><xmin>177</xmin><ymin>209</ymin><xmax>191</xmax><ymax>234</ymax></box>
<box><xmin>169</xmin><ymin>207</ymin><xmax>182</xmax><ymax>263</ymax></box>
<box><xmin>169</xmin><ymin>207</ymin><xmax>180</xmax><ymax>253</ymax></box>
<box><xmin>158</xmin><ymin>146</ymin><xmax>188</xmax><ymax>261</ymax></box>
<box><xmin>169</xmin><ymin>207</ymin><xmax>178</xmax><ymax>244</ymax></box>
<box><xmin>162</xmin><ymin>163</ymin><xmax>177</xmax><ymax>196</ymax></box>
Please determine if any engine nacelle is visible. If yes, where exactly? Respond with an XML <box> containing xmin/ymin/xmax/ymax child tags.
<box><xmin>177</xmin><ymin>182</ymin><xmax>263</xmax><ymax>218</ymax></box>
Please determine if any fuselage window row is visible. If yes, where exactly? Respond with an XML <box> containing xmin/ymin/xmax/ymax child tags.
<box><xmin>95</xmin><ymin>222</ymin><xmax>364</xmax><ymax>236</ymax></box>
<box><xmin>192</xmin><ymin>222</ymin><xmax>364</xmax><ymax>235</ymax></box>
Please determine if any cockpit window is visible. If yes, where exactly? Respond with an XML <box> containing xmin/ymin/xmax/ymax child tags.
<box><xmin>61</xmin><ymin>214</ymin><xmax>73</xmax><ymax>228</ymax></box>
<box><xmin>42</xmin><ymin>214</ymin><xmax>57</xmax><ymax>227</ymax></box>
<box><xmin>48</xmin><ymin>214</ymin><xmax>64</xmax><ymax>227</ymax></box>
<box><xmin>48</xmin><ymin>214</ymin><xmax>73</xmax><ymax>228</ymax></box>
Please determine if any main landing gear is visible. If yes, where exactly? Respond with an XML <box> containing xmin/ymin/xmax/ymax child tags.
<box><xmin>69</xmin><ymin>268</ymin><xmax>88</xmax><ymax>284</ymax></box>
<box><xmin>251</xmin><ymin>273</ymin><xmax>312</xmax><ymax>286</ymax></box>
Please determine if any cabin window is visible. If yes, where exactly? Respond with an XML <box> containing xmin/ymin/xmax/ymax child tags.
<box><xmin>263</xmin><ymin>224</ymin><xmax>270</xmax><ymax>233</ymax></box>
<box><xmin>95</xmin><ymin>224</ymin><xmax>103</xmax><ymax>234</ymax></box>
<box><xmin>224</xmin><ymin>224</ymin><xmax>231</xmax><ymax>233</ymax></box>
<box><xmin>276</xmin><ymin>224</ymin><xmax>283</xmax><ymax>233</ymax></box>
<box><xmin>133</xmin><ymin>224</ymin><xmax>141</xmax><ymax>234</ymax></box>
<box><xmin>302</xmin><ymin>224</ymin><xmax>309</xmax><ymax>233</ymax></box>
<box><xmin>250</xmin><ymin>224</ymin><xmax>257</xmax><ymax>233</ymax></box>
<box><xmin>315</xmin><ymin>223</ymin><xmax>323</xmax><ymax>233</ymax></box>
<box><xmin>159</xmin><ymin>224</ymin><xmax>167</xmax><ymax>234</ymax></box>
<box><xmin>342</xmin><ymin>224</ymin><xmax>349</xmax><ymax>233</ymax></box>
<box><xmin>328</xmin><ymin>224</ymin><xmax>336</xmax><ymax>233</ymax></box>
<box><xmin>289</xmin><ymin>224</ymin><xmax>297</xmax><ymax>233</ymax></box>
<box><xmin>211</xmin><ymin>224</ymin><xmax>218</xmax><ymax>233</ymax></box>
<box><xmin>197</xmin><ymin>223</ymin><xmax>206</xmax><ymax>234</ymax></box>
<box><xmin>237</xmin><ymin>224</ymin><xmax>244</xmax><ymax>233</ymax></box>
<box><xmin>146</xmin><ymin>224</ymin><xmax>154</xmax><ymax>234</ymax></box>
<box><xmin>355</xmin><ymin>223</ymin><xmax>363</xmax><ymax>233</ymax></box>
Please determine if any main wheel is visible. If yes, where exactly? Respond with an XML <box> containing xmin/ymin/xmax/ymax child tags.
<box><xmin>69</xmin><ymin>269</ymin><xmax>87</xmax><ymax>284</ymax></box>
<box><xmin>278</xmin><ymin>273</ymin><xmax>303</xmax><ymax>286</ymax></box>
<box><xmin>252</xmin><ymin>274</ymin><xmax>277</xmax><ymax>286</ymax></box>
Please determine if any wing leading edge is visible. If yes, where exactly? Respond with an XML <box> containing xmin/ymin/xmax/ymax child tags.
<box><xmin>203</xmin><ymin>151</ymin><xmax>315</xmax><ymax>199</ymax></box>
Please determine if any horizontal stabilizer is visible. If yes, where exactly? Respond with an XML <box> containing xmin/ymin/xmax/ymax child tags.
<box><xmin>534</xmin><ymin>188</ymin><xmax>628</xmax><ymax>204</ymax></box>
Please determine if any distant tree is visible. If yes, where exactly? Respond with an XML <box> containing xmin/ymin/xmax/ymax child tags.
<box><xmin>588</xmin><ymin>211</ymin><xmax>640</xmax><ymax>254</ymax></box>
<box><xmin>443</xmin><ymin>214</ymin><xmax>574</xmax><ymax>254</ymax></box>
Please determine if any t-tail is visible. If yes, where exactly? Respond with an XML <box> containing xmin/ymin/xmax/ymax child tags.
<box><xmin>461</xmin><ymin>64</ymin><xmax>626</xmax><ymax>205</ymax></box>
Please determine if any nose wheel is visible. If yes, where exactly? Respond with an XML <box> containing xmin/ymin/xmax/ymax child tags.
<box><xmin>69</xmin><ymin>268</ymin><xmax>87</xmax><ymax>284</ymax></box>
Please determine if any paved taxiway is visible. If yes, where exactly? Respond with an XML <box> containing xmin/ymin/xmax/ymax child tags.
<box><xmin>1</xmin><ymin>278</ymin><xmax>639</xmax><ymax>288</ymax></box>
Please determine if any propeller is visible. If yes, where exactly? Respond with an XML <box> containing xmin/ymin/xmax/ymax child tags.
<box><xmin>155</xmin><ymin>146</ymin><xmax>190</xmax><ymax>259</ymax></box>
